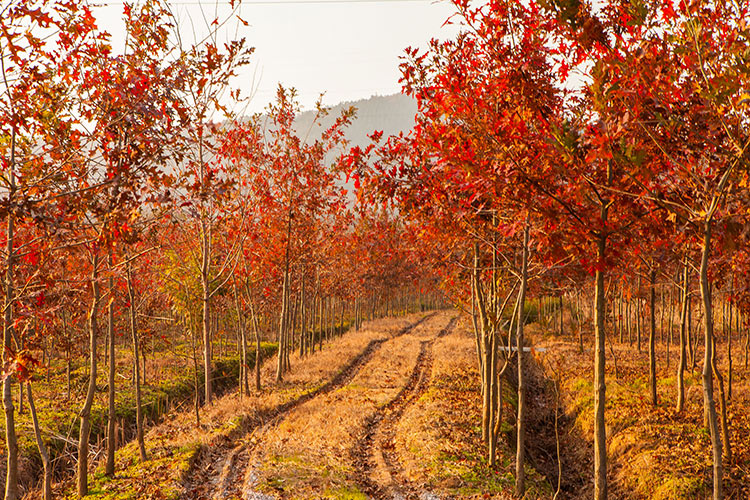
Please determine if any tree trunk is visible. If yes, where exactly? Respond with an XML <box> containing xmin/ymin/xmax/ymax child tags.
<box><xmin>699</xmin><ymin>222</ymin><xmax>722</xmax><ymax>500</ymax></box>
<box><xmin>727</xmin><ymin>281</ymin><xmax>733</xmax><ymax>401</ymax></box>
<box><xmin>626</xmin><ymin>296</ymin><xmax>632</xmax><ymax>346</ymax></box>
<box><xmin>126</xmin><ymin>257</ymin><xmax>147</xmax><ymax>461</ymax></box>
<box><xmin>200</xmin><ymin>204</ymin><xmax>213</xmax><ymax>405</ymax></box>
<box><xmin>276</xmin><ymin>266</ymin><xmax>289</xmax><ymax>381</ymax></box>
<box><xmin>576</xmin><ymin>290</ymin><xmax>583</xmax><ymax>353</ymax></box>
<box><xmin>329</xmin><ymin>297</ymin><xmax>335</xmax><ymax>338</ymax></box>
<box><xmin>621</xmin><ymin>292</ymin><xmax>625</xmax><ymax>344</ymax></box>
<box><xmin>339</xmin><ymin>299</ymin><xmax>345</xmax><ymax>334</ymax></box>
<box><xmin>3</xmin><ymin>163</ymin><xmax>19</xmax><ymax>500</ymax></box>
<box><xmin>667</xmin><ymin>283</ymin><xmax>675</xmax><ymax>368</ymax></box>
<box><xmin>473</xmin><ymin>244</ymin><xmax>491</xmax><ymax>446</ymax></box>
<box><xmin>744</xmin><ymin>310</ymin><xmax>749</xmax><ymax>370</ymax></box>
<box><xmin>688</xmin><ymin>298</ymin><xmax>694</xmax><ymax>369</ymax></box>
<box><xmin>299</xmin><ymin>279</ymin><xmax>306</xmax><ymax>357</ymax></box>
<box><xmin>593</xmin><ymin>199</ymin><xmax>609</xmax><ymax>500</ymax></box>
<box><xmin>471</xmin><ymin>271</ymin><xmax>484</xmax><ymax>390</ymax></box>
<box><xmin>67</xmin><ymin>357</ymin><xmax>72</xmax><ymax>401</ymax></box>
<box><xmin>711</xmin><ymin>336</ymin><xmax>731</xmax><ymax>464</ymax></box>
<box><xmin>26</xmin><ymin>383</ymin><xmax>51</xmax><ymax>500</ymax></box>
<box><xmin>249</xmin><ymin>301</ymin><xmax>262</xmax><ymax>392</ymax></box>
<box><xmin>515</xmin><ymin>221</ymin><xmax>530</xmax><ymax>497</ymax></box>
<box><xmin>78</xmin><ymin>250</ymin><xmax>101</xmax><ymax>497</ymax></box>
<box><xmin>649</xmin><ymin>268</ymin><xmax>658</xmax><ymax>406</ymax></box>
<box><xmin>318</xmin><ymin>295</ymin><xmax>324</xmax><ymax>351</ymax></box>
<box><xmin>677</xmin><ymin>260</ymin><xmax>689</xmax><ymax>413</ymax></box>
<box><xmin>232</xmin><ymin>283</ymin><xmax>245</xmax><ymax>397</ymax></box>
<box><xmin>16</xmin><ymin>382</ymin><xmax>22</xmax><ymax>416</ymax></box>
<box><xmin>106</xmin><ymin>251</ymin><xmax>116</xmax><ymax>476</ymax></box>
<box><xmin>636</xmin><ymin>278</ymin><xmax>642</xmax><ymax>352</ymax></box>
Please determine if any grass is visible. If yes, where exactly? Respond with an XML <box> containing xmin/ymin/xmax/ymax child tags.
<box><xmin>78</xmin><ymin>313</ymin><xmax>429</xmax><ymax>500</ymax></box>
<box><xmin>537</xmin><ymin>325</ymin><xmax>750</xmax><ymax>499</ymax></box>
<box><xmin>25</xmin><ymin>342</ymin><xmax>274</xmax><ymax>499</ymax></box>
<box><xmin>395</xmin><ymin>318</ymin><xmax>552</xmax><ymax>499</ymax></box>
<box><xmin>253</xmin><ymin>317</ymin><xmax>436</xmax><ymax>497</ymax></box>
<box><xmin>1</xmin><ymin>341</ymin><xmax>276</xmax><ymax>496</ymax></box>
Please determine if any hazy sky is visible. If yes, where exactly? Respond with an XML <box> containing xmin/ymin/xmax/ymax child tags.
<box><xmin>91</xmin><ymin>0</ymin><xmax>461</xmax><ymax>113</ymax></box>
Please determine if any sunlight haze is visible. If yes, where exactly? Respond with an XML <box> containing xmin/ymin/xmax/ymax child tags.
<box><xmin>91</xmin><ymin>0</ymin><xmax>460</xmax><ymax>113</ymax></box>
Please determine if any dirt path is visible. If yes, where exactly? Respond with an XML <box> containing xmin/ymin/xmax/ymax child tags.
<box><xmin>352</xmin><ymin>316</ymin><xmax>457</xmax><ymax>500</ymax></box>
<box><xmin>182</xmin><ymin>312</ymin><xmax>438</xmax><ymax>500</ymax></box>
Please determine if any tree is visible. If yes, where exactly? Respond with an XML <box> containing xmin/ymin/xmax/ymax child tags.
<box><xmin>0</xmin><ymin>1</ymin><xmax>102</xmax><ymax>496</ymax></box>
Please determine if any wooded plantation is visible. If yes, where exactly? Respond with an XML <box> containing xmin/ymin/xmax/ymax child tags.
<box><xmin>1</xmin><ymin>0</ymin><xmax>749</xmax><ymax>499</ymax></box>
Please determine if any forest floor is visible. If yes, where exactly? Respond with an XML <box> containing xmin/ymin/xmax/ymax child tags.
<box><xmin>41</xmin><ymin>308</ymin><xmax>746</xmax><ymax>499</ymax></box>
<box><xmin>531</xmin><ymin>317</ymin><xmax>750</xmax><ymax>500</ymax></box>
<box><xmin>57</xmin><ymin>310</ymin><xmax>559</xmax><ymax>500</ymax></box>
<box><xmin>6</xmin><ymin>337</ymin><xmax>276</xmax><ymax>498</ymax></box>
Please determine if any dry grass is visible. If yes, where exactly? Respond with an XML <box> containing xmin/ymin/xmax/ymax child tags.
<box><xmin>397</xmin><ymin>326</ymin><xmax>479</xmax><ymax>485</ymax></box>
<box><xmin>536</xmin><ymin>324</ymin><xmax>750</xmax><ymax>500</ymax></box>
<box><xmin>249</xmin><ymin>312</ymin><xmax>451</xmax><ymax>499</ymax></box>
<box><xmin>394</xmin><ymin>317</ymin><xmax>551</xmax><ymax>499</ymax></box>
<box><xmin>56</xmin><ymin>313</ymin><xmax>430</xmax><ymax>499</ymax></box>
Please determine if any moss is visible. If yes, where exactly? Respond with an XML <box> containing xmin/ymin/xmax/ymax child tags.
<box><xmin>324</xmin><ymin>486</ymin><xmax>368</xmax><ymax>500</ymax></box>
<box><xmin>652</xmin><ymin>476</ymin><xmax>704</xmax><ymax>500</ymax></box>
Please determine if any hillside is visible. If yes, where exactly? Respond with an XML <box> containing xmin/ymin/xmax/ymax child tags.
<box><xmin>293</xmin><ymin>93</ymin><xmax>418</xmax><ymax>153</ymax></box>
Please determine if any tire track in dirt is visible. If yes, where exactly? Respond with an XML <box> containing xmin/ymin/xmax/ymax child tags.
<box><xmin>352</xmin><ymin>316</ymin><xmax>457</xmax><ymax>500</ymax></box>
<box><xmin>189</xmin><ymin>312</ymin><xmax>439</xmax><ymax>500</ymax></box>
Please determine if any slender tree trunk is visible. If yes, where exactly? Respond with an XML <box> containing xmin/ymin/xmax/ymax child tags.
<box><xmin>27</xmin><ymin>383</ymin><xmax>51</xmax><ymax>500</ymax></box>
<box><xmin>688</xmin><ymin>298</ymin><xmax>694</xmax><ymax>369</ymax></box>
<box><xmin>200</xmin><ymin>213</ymin><xmax>213</xmax><ymax>405</ymax></box>
<box><xmin>3</xmin><ymin>163</ymin><xmax>19</xmax><ymax>500</ymax></box>
<box><xmin>677</xmin><ymin>260</ymin><xmax>689</xmax><ymax>413</ymax></box>
<box><xmin>744</xmin><ymin>310</ymin><xmax>749</xmax><ymax>370</ymax></box>
<box><xmin>711</xmin><ymin>336</ymin><xmax>731</xmax><ymax>463</ymax></box>
<box><xmin>576</xmin><ymin>290</ymin><xmax>583</xmax><ymax>353</ymax></box>
<box><xmin>126</xmin><ymin>257</ymin><xmax>147</xmax><ymax>461</ymax></box>
<box><xmin>515</xmin><ymin>221</ymin><xmax>530</xmax><ymax>497</ymax></box>
<box><xmin>488</xmin><ymin>329</ymin><xmax>498</xmax><ymax>466</ymax></box>
<box><xmin>318</xmin><ymin>295</ymin><xmax>324</xmax><ymax>351</ymax></box>
<box><xmin>16</xmin><ymin>382</ymin><xmax>21</xmax><ymax>417</ymax></box>
<box><xmin>106</xmin><ymin>251</ymin><xmax>116</xmax><ymax>476</ymax></box>
<box><xmin>329</xmin><ymin>297</ymin><xmax>335</xmax><ymax>338</ymax></box>
<box><xmin>192</xmin><ymin>324</ymin><xmax>201</xmax><ymax>427</ymax></box>
<box><xmin>300</xmin><ymin>278</ymin><xmax>306</xmax><ymax>357</ymax></box>
<box><xmin>339</xmin><ymin>299</ymin><xmax>345</xmax><ymax>334</ymax></box>
<box><xmin>237</xmin><ymin>284</ymin><xmax>250</xmax><ymax>395</ymax></box>
<box><xmin>660</xmin><ymin>284</ymin><xmax>665</xmax><ymax>344</ymax></box>
<box><xmin>727</xmin><ymin>280</ymin><xmax>733</xmax><ymax>401</ymax></box>
<box><xmin>668</xmin><ymin>283</ymin><xmax>675</xmax><ymax>368</ymax></box>
<box><xmin>248</xmin><ymin>300</ymin><xmax>262</xmax><ymax>392</ymax></box>
<box><xmin>473</xmin><ymin>243</ymin><xmax>491</xmax><ymax>445</ymax></box>
<box><xmin>626</xmin><ymin>296</ymin><xmax>632</xmax><ymax>346</ymax></box>
<box><xmin>619</xmin><ymin>288</ymin><xmax>624</xmax><ymax>343</ymax></box>
<box><xmin>290</xmin><ymin>292</ymin><xmax>299</xmax><ymax>356</ymax></box>
<box><xmin>67</xmin><ymin>357</ymin><xmax>72</xmax><ymax>400</ymax></box>
<box><xmin>471</xmin><ymin>271</ymin><xmax>484</xmax><ymax>388</ymax></box>
<box><xmin>649</xmin><ymin>268</ymin><xmax>658</xmax><ymax>405</ymax></box>
<box><xmin>636</xmin><ymin>278</ymin><xmax>642</xmax><ymax>352</ymax></box>
<box><xmin>593</xmin><ymin>178</ymin><xmax>610</xmax><ymax>500</ymax></box>
<box><xmin>186</xmin><ymin>307</ymin><xmax>201</xmax><ymax>428</ymax></box>
<box><xmin>699</xmin><ymin>222</ymin><xmax>722</xmax><ymax>500</ymax></box>
<box><xmin>78</xmin><ymin>250</ymin><xmax>101</xmax><ymax>497</ymax></box>
<box><xmin>276</xmin><ymin>265</ymin><xmax>289</xmax><ymax>381</ymax></box>
<box><xmin>232</xmin><ymin>283</ymin><xmax>244</xmax><ymax>397</ymax></box>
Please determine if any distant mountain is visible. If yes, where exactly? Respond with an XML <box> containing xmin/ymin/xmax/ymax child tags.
<box><xmin>293</xmin><ymin>93</ymin><xmax>418</xmax><ymax>155</ymax></box>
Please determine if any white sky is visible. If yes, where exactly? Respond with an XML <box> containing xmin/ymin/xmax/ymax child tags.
<box><xmin>90</xmin><ymin>0</ymin><xmax>461</xmax><ymax>113</ymax></box>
